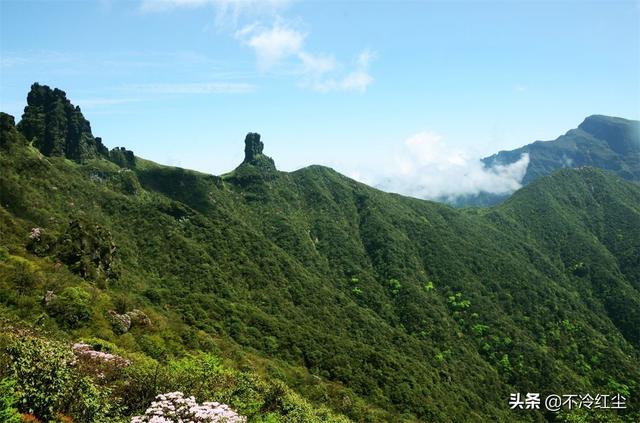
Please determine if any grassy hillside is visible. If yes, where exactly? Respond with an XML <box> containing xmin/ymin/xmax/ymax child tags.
<box><xmin>0</xmin><ymin>86</ymin><xmax>639</xmax><ymax>422</ymax></box>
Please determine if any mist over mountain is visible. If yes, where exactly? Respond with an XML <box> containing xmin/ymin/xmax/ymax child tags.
<box><xmin>486</xmin><ymin>115</ymin><xmax>640</xmax><ymax>184</ymax></box>
<box><xmin>369</xmin><ymin>131</ymin><xmax>531</xmax><ymax>203</ymax></box>
<box><xmin>449</xmin><ymin>115</ymin><xmax>640</xmax><ymax>207</ymax></box>
<box><xmin>1</xmin><ymin>84</ymin><xmax>639</xmax><ymax>422</ymax></box>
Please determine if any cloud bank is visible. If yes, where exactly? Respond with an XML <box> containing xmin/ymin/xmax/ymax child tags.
<box><xmin>352</xmin><ymin>131</ymin><xmax>530</xmax><ymax>202</ymax></box>
<box><xmin>141</xmin><ymin>0</ymin><xmax>375</xmax><ymax>93</ymax></box>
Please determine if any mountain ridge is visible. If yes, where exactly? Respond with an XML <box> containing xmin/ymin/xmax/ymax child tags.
<box><xmin>483</xmin><ymin>115</ymin><xmax>640</xmax><ymax>186</ymax></box>
<box><xmin>1</xmin><ymin>84</ymin><xmax>639</xmax><ymax>422</ymax></box>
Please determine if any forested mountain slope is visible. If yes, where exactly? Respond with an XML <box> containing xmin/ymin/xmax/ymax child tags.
<box><xmin>0</xmin><ymin>84</ymin><xmax>638</xmax><ymax>422</ymax></box>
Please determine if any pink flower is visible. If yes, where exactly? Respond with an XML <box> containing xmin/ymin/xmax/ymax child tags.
<box><xmin>29</xmin><ymin>227</ymin><xmax>42</xmax><ymax>240</ymax></box>
<box><xmin>132</xmin><ymin>392</ymin><xmax>246</xmax><ymax>422</ymax></box>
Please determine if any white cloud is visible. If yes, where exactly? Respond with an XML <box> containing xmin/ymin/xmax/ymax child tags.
<box><xmin>0</xmin><ymin>51</ymin><xmax>72</xmax><ymax>68</ymax></box>
<box><xmin>236</xmin><ymin>21</ymin><xmax>306</xmax><ymax>69</ymax></box>
<box><xmin>139</xmin><ymin>0</ymin><xmax>376</xmax><ymax>93</ymax></box>
<box><xmin>236</xmin><ymin>22</ymin><xmax>376</xmax><ymax>93</ymax></box>
<box><xmin>306</xmin><ymin>49</ymin><xmax>376</xmax><ymax>93</ymax></box>
<box><xmin>356</xmin><ymin>49</ymin><xmax>375</xmax><ymax>68</ymax></box>
<box><xmin>298</xmin><ymin>51</ymin><xmax>337</xmax><ymax>76</ymax></box>
<box><xmin>356</xmin><ymin>131</ymin><xmax>530</xmax><ymax>201</ymax></box>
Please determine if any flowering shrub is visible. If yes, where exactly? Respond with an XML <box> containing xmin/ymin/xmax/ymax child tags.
<box><xmin>29</xmin><ymin>227</ymin><xmax>42</xmax><ymax>240</ymax></box>
<box><xmin>26</xmin><ymin>227</ymin><xmax>57</xmax><ymax>256</ymax></box>
<box><xmin>3</xmin><ymin>335</ymin><xmax>116</xmax><ymax>422</ymax></box>
<box><xmin>131</xmin><ymin>392</ymin><xmax>246</xmax><ymax>423</ymax></box>
<box><xmin>5</xmin><ymin>336</ymin><xmax>75</xmax><ymax>419</ymax></box>
<box><xmin>73</xmin><ymin>343</ymin><xmax>130</xmax><ymax>366</ymax></box>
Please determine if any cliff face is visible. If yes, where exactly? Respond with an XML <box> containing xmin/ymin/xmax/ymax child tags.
<box><xmin>16</xmin><ymin>83</ymin><xmax>108</xmax><ymax>161</ymax></box>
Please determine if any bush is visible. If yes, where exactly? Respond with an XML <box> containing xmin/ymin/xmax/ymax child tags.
<box><xmin>46</xmin><ymin>286</ymin><xmax>92</xmax><ymax>328</ymax></box>
<box><xmin>5</xmin><ymin>336</ymin><xmax>75</xmax><ymax>420</ymax></box>
<box><xmin>64</xmin><ymin>376</ymin><xmax>116</xmax><ymax>422</ymax></box>
<box><xmin>26</xmin><ymin>227</ymin><xmax>58</xmax><ymax>257</ymax></box>
<box><xmin>0</xmin><ymin>378</ymin><xmax>21</xmax><ymax>423</ymax></box>
<box><xmin>131</xmin><ymin>391</ymin><xmax>246</xmax><ymax>423</ymax></box>
<box><xmin>5</xmin><ymin>257</ymin><xmax>40</xmax><ymax>296</ymax></box>
<box><xmin>4</xmin><ymin>335</ymin><xmax>117</xmax><ymax>422</ymax></box>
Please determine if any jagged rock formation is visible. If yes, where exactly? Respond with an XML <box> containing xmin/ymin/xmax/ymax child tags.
<box><xmin>0</xmin><ymin>112</ymin><xmax>19</xmax><ymax>148</ymax></box>
<box><xmin>226</xmin><ymin>132</ymin><xmax>277</xmax><ymax>188</ymax></box>
<box><xmin>0</xmin><ymin>112</ymin><xmax>15</xmax><ymax>132</ymax></box>
<box><xmin>243</xmin><ymin>132</ymin><xmax>263</xmax><ymax>162</ymax></box>
<box><xmin>242</xmin><ymin>132</ymin><xmax>276</xmax><ymax>170</ymax></box>
<box><xmin>16</xmin><ymin>83</ymin><xmax>109</xmax><ymax>161</ymax></box>
<box><xmin>55</xmin><ymin>219</ymin><xmax>118</xmax><ymax>281</ymax></box>
<box><xmin>109</xmin><ymin>146</ymin><xmax>136</xmax><ymax>168</ymax></box>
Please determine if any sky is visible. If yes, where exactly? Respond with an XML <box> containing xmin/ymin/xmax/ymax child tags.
<box><xmin>1</xmin><ymin>0</ymin><xmax>639</xmax><ymax>200</ymax></box>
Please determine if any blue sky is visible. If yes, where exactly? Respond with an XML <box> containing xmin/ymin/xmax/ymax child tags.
<box><xmin>1</xmin><ymin>0</ymin><xmax>639</xmax><ymax>198</ymax></box>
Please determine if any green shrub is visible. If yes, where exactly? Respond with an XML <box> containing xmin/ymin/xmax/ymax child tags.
<box><xmin>472</xmin><ymin>324</ymin><xmax>489</xmax><ymax>336</ymax></box>
<box><xmin>5</xmin><ymin>336</ymin><xmax>74</xmax><ymax>420</ymax></box>
<box><xmin>387</xmin><ymin>278</ymin><xmax>401</xmax><ymax>295</ymax></box>
<box><xmin>4</xmin><ymin>335</ymin><xmax>117</xmax><ymax>422</ymax></box>
<box><xmin>0</xmin><ymin>378</ymin><xmax>21</xmax><ymax>423</ymax></box>
<box><xmin>65</xmin><ymin>376</ymin><xmax>116</xmax><ymax>422</ymax></box>
<box><xmin>8</xmin><ymin>260</ymin><xmax>40</xmax><ymax>296</ymax></box>
<box><xmin>137</xmin><ymin>334</ymin><xmax>167</xmax><ymax>360</ymax></box>
<box><xmin>46</xmin><ymin>286</ymin><xmax>92</xmax><ymax>328</ymax></box>
<box><xmin>113</xmin><ymin>357</ymin><xmax>163</xmax><ymax>415</ymax></box>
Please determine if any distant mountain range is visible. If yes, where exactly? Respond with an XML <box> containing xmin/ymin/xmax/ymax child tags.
<box><xmin>1</xmin><ymin>83</ymin><xmax>639</xmax><ymax>422</ymax></box>
<box><xmin>451</xmin><ymin>115</ymin><xmax>640</xmax><ymax>207</ymax></box>
<box><xmin>488</xmin><ymin>115</ymin><xmax>639</xmax><ymax>183</ymax></box>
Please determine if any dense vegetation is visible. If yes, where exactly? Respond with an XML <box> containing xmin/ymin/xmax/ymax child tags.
<box><xmin>0</xmin><ymin>84</ymin><xmax>639</xmax><ymax>422</ymax></box>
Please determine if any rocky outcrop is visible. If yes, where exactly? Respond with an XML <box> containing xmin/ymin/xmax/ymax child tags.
<box><xmin>0</xmin><ymin>112</ymin><xmax>21</xmax><ymax>148</ymax></box>
<box><xmin>228</xmin><ymin>132</ymin><xmax>277</xmax><ymax>189</ymax></box>
<box><xmin>108</xmin><ymin>310</ymin><xmax>131</xmax><ymax>334</ymax></box>
<box><xmin>242</xmin><ymin>132</ymin><xmax>275</xmax><ymax>170</ymax></box>
<box><xmin>17</xmin><ymin>83</ymin><xmax>109</xmax><ymax>161</ymax></box>
<box><xmin>108</xmin><ymin>309</ymin><xmax>151</xmax><ymax>334</ymax></box>
<box><xmin>109</xmin><ymin>146</ymin><xmax>136</xmax><ymax>169</ymax></box>
<box><xmin>0</xmin><ymin>112</ymin><xmax>15</xmax><ymax>131</ymax></box>
<box><xmin>244</xmin><ymin>133</ymin><xmax>263</xmax><ymax>162</ymax></box>
<box><xmin>56</xmin><ymin>219</ymin><xmax>118</xmax><ymax>280</ymax></box>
